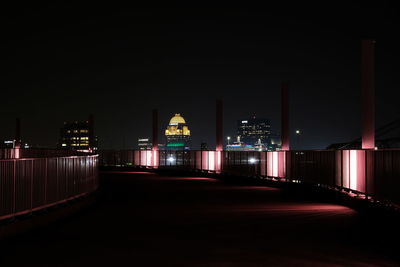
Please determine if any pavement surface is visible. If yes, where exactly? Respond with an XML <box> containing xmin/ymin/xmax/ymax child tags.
<box><xmin>1</xmin><ymin>171</ymin><xmax>399</xmax><ymax>266</ymax></box>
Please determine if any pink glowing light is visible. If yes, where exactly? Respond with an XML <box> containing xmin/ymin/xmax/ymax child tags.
<box><xmin>146</xmin><ymin>150</ymin><xmax>152</xmax><ymax>166</ymax></box>
<box><xmin>208</xmin><ymin>151</ymin><xmax>215</xmax><ymax>171</ymax></box>
<box><xmin>201</xmin><ymin>151</ymin><xmax>208</xmax><ymax>170</ymax></box>
<box><xmin>14</xmin><ymin>148</ymin><xmax>20</xmax><ymax>159</ymax></box>
<box><xmin>266</xmin><ymin>151</ymin><xmax>285</xmax><ymax>178</ymax></box>
<box><xmin>272</xmin><ymin>151</ymin><xmax>278</xmax><ymax>177</ymax></box>
<box><xmin>152</xmin><ymin>150</ymin><xmax>159</xmax><ymax>167</ymax></box>
<box><xmin>215</xmin><ymin>151</ymin><xmax>222</xmax><ymax>173</ymax></box>
<box><xmin>350</xmin><ymin>150</ymin><xmax>358</xmax><ymax>190</ymax></box>
<box><xmin>139</xmin><ymin>150</ymin><xmax>152</xmax><ymax>166</ymax></box>
<box><xmin>267</xmin><ymin>152</ymin><xmax>272</xmax><ymax>177</ymax></box>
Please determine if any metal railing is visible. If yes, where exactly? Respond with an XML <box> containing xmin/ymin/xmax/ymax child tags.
<box><xmin>99</xmin><ymin>148</ymin><xmax>400</xmax><ymax>206</ymax></box>
<box><xmin>0</xmin><ymin>148</ymin><xmax>93</xmax><ymax>160</ymax></box>
<box><xmin>0</xmin><ymin>150</ymin><xmax>98</xmax><ymax>221</ymax></box>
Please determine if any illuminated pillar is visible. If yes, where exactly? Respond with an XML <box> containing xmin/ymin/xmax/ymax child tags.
<box><xmin>362</xmin><ymin>39</ymin><xmax>375</xmax><ymax>149</ymax></box>
<box><xmin>215</xmin><ymin>99</ymin><xmax>223</xmax><ymax>172</ymax></box>
<box><xmin>15</xmin><ymin>118</ymin><xmax>21</xmax><ymax>149</ymax></box>
<box><xmin>216</xmin><ymin>99</ymin><xmax>223</xmax><ymax>152</ymax></box>
<box><xmin>152</xmin><ymin>109</ymin><xmax>159</xmax><ymax>167</ymax></box>
<box><xmin>281</xmin><ymin>82</ymin><xmax>289</xmax><ymax>151</ymax></box>
<box><xmin>152</xmin><ymin>109</ymin><xmax>158</xmax><ymax>151</ymax></box>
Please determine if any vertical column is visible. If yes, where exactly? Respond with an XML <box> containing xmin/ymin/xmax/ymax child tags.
<box><xmin>88</xmin><ymin>114</ymin><xmax>94</xmax><ymax>151</ymax></box>
<box><xmin>14</xmin><ymin>118</ymin><xmax>21</xmax><ymax>158</ymax></box>
<box><xmin>152</xmin><ymin>109</ymin><xmax>158</xmax><ymax>151</ymax></box>
<box><xmin>216</xmin><ymin>99</ymin><xmax>223</xmax><ymax>152</ymax></box>
<box><xmin>152</xmin><ymin>109</ymin><xmax>159</xmax><ymax>167</ymax></box>
<box><xmin>361</xmin><ymin>39</ymin><xmax>375</xmax><ymax>149</ymax></box>
<box><xmin>15</xmin><ymin>118</ymin><xmax>21</xmax><ymax>148</ymax></box>
<box><xmin>216</xmin><ymin>99</ymin><xmax>223</xmax><ymax>172</ymax></box>
<box><xmin>281</xmin><ymin>82</ymin><xmax>289</xmax><ymax>151</ymax></box>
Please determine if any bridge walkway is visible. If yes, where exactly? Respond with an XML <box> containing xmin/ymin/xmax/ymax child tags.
<box><xmin>1</xmin><ymin>171</ymin><xmax>399</xmax><ymax>266</ymax></box>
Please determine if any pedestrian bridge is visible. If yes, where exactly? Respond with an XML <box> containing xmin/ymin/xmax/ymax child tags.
<box><xmin>1</xmin><ymin>170</ymin><xmax>399</xmax><ymax>266</ymax></box>
<box><xmin>100</xmin><ymin>148</ymin><xmax>400</xmax><ymax>206</ymax></box>
<box><xmin>1</xmin><ymin>148</ymin><xmax>400</xmax><ymax>265</ymax></box>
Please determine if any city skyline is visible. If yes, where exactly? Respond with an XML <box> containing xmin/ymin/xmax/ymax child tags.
<box><xmin>3</xmin><ymin>4</ymin><xmax>400</xmax><ymax>266</ymax></box>
<box><xmin>1</xmin><ymin>5</ymin><xmax>400</xmax><ymax>150</ymax></box>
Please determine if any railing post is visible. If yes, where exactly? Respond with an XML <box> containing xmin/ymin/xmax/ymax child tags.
<box><xmin>216</xmin><ymin>99</ymin><xmax>223</xmax><ymax>173</ymax></box>
<box><xmin>15</xmin><ymin>118</ymin><xmax>21</xmax><ymax>149</ymax></box>
<box><xmin>45</xmin><ymin>158</ymin><xmax>47</xmax><ymax>205</ymax></box>
<box><xmin>13</xmin><ymin>160</ymin><xmax>16</xmax><ymax>219</ymax></box>
<box><xmin>31</xmin><ymin>159</ymin><xmax>33</xmax><ymax>214</ymax></box>
<box><xmin>152</xmin><ymin>109</ymin><xmax>159</xmax><ymax>168</ymax></box>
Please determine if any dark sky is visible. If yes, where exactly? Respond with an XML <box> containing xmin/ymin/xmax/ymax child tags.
<box><xmin>1</xmin><ymin>3</ymin><xmax>400</xmax><ymax>149</ymax></box>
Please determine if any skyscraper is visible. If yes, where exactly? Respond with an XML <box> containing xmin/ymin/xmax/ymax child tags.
<box><xmin>59</xmin><ymin>116</ymin><xmax>97</xmax><ymax>152</ymax></box>
<box><xmin>237</xmin><ymin>115</ymin><xmax>271</xmax><ymax>147</ymax></box>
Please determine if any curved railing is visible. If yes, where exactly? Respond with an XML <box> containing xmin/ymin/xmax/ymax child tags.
<box><xmin>0</xmin><ymin>149</ymin><xmax>98</xmax><ymax>221</ymax></box>
<box><xmin>100</xmin><ymin>149</ymin><xmax>400</xmax><ymax>206</ymax></box>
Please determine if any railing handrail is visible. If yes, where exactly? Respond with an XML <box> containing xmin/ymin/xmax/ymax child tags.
<box><xmin>0</xmin><ymin>153</ymin><xmax>99</xmax><ymax>222</ymax></box>
<box><xmin>98</xmin><ymin>149</ymin><xmax>400</xmax><ymax>207</ymax></box>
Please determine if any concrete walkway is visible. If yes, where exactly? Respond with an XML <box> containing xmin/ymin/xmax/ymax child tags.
<box><xmin>1</xmin><ymin>171</ymin><xmax>399</xmax><ymax>266</ymax></box>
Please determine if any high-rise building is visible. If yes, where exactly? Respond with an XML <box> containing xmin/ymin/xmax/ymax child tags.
<box><xmin>59</xmin><ymin>116</ymin><xmax>97</xmax><ymax>152</ymax></box>
<box><xmin>165</xmin><ymin>113</ymin><xmax>191</xmax><ymax>150</ymax></box>
<box><xmin>237</xmin><ymin>115</ymin><xmax>271</xmax><ymax>147</ymax></box>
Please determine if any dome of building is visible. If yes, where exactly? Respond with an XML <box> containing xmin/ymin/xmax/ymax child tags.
<box><xmin>169</xmin><ymin>113</ymin><xmax>186</xmax><ymax>125</ymax></box>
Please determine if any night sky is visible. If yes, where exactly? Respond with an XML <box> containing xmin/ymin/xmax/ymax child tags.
<box><xmin>1</xmin><ymin>4</ymin><xmax>400</xmax><ymax>149</ymax></box>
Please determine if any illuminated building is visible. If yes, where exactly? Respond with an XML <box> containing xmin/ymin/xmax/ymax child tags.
<box><xmin>1</xmin><ymin>140</ymin><xmax>30</xmax><ymax>149</ymax></box>
<box><xmin>165</xmin><ymin>113</ymin><xmax>191</xmax><ymax>150</ymax></box>
<box><xmin>226</xmin><ymin>115</ymin><xmax>281</xmax><ymax>151</ymax></box>
<box><xmin>238</xmin><ymin>115</ymin><xmax>271</xmax><ymax>145</ymax></box>
<box><xmin>238</xmin><ymin>115</ymin><xmax>271</xmax><ymax>146</ymax></box>
<box><xmin>59</xmin><ymin>116</ymin><xmax>97</xmax><ymax>152</ymax></box>
<box><xmin>138</xmin><ymin>138</ymin><xmax>152</xmax><ymax>150</ymax></box>
<box><xmin>2</xmin><ymin>140</ymin><xmax>16</xmax><ymax>148</ymax></box>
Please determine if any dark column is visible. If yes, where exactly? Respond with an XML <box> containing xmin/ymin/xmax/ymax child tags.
<box><xmin>281</xmin><ymin>82</ymin><xmax>289</xmax><ymax>151</ymax></box>
<box><xmin>362</xmin><ymin>39</ymin><xmax>375</xmax><ymax>149</ymax></box>
<box><xmin>15</xmin><ymin>118</ymin><xmax>21</xmax><ymax>148</ymax></box>
<box><xmin>216</xmin><ymin>99</ymin><xmax>223</xmax><ymax>151</ymax></box>
<box><xmin>89</xmin><ymin>114</ymin><xmax>95</xmax><ymax>150</ymax></box>
<box><xmin>152</xmin><ymin>109</ymin><xmax>158</xmax><ymax>151</ymax></box>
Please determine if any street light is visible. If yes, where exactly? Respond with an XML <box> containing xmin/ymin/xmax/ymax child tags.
<box><xmin>227</xmin><ymin>136</ymin><xmax>231</xmax><ymax>145</ymax></box>
<box><xmin>295</xmin><ymin>130</ymin><xmax>301</xmax><ymax>149</ymax></box>
<box><xmin>167</xmin><ymin>156</ymin><xmax>175</xmax><ymax>164</ymax></box>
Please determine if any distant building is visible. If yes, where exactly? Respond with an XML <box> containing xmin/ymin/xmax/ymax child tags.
<box><xmin>59</xmin><ymin>116</ymin><xmax>97</xmax><ymax>152</ymax></box>
<box><xmin>226</xmin><ymin>136</ymin><xmax>248</xmax><ymax>151</ymax></box>
<box><xmin>1</xmin><ymin>140</ymin><xmax>30</xmax><ymax>149</ymax></box>
<box><xmin>138</xmin><ymin>138</ymin><xmax>152</xmax><ymax>150</ymax></box>
<box><xmin>165</xmin><ymin>113</ymin><xmax>191</xmax><ymax>150</ymax></box>
<box><xmin>226</xmin><ymin>115</ymin><xmax>281</xmax><ymax>151</ymax></box>
<box><xmin>2</xmin><ymin>140</ymin><xmax>16</xmax><ymax>148</ymax></box>
<box><xmin>237</xmin><ymin>115</ymin><xmax>271</xmax><ymax>146</ymax></box>
<box><xmin>269</xmin><ymin>134</ymin><xmax>282</xmax><ymax>151</ymax></box>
